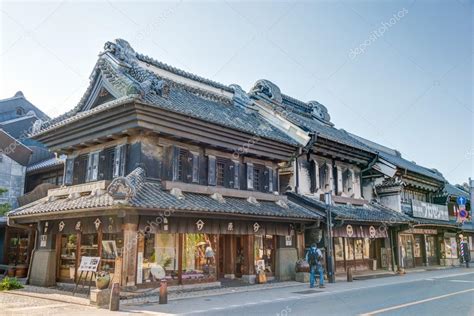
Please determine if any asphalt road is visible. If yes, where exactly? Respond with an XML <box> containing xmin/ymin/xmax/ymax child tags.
<box><xmin>1</xmin><ymin>269</ymin><xmax>473</xmax><ymax>315</ymax></box>
<box><xmin>124</xmin><ymin>269</ymin><xmax>474</xmax><ymax>316</ymax></box>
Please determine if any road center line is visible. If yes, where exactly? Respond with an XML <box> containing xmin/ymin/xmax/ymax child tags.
<box><xmin>448</xmin><ymin>279</ymin><xmax>474</xmax><ymax>283</ymax></box>
<box><xmin>6</xmin><ymin>303</ymin><xmax>72</xmax><ymax>312</ymax></box>
<box><xmin>359</xmin><ymin>288</ymin><xmax>474</xmax><ymax>316</ymax></box>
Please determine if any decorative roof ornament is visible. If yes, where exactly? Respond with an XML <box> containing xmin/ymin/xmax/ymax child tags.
<box><xmin>103</xmin><ymin>38</ymin><xmax>138</xmax><ymax>66</ymax></box>
<box><xmin>249</xmin><ymin>79</ymin><xmax>282</xmax><ymax>104</ymax></box>
<box><xmin>170</xmin><ymin>187</ymin><xmax>185</xmax><ymax>200</ymax></box>
<box><xmin>307</xmin><ymin>101</ymin><xmax>331</xmax><ymax>123</ymax></box>
<box><xmin>210</xmin><ymin>192</ymin><xmax>226</xmax><ymax>203</ymax></box>
<box><xmin>58</xmin><ymin>221</ymin><xmax>65</xmax><ymax>232</ymax></box>
<box><xmin>107</xmin><ymin>177</ymin><xmax>136</xmax><ymax>200</ymax></box>
<box><xmin>247</xmin><ymin>196</ymin><xmax>260</xmax><ymax>205</ymax></box>
<box><xmin>275</xmin><ymin>199</ymin><xmax>289</xmax><ymax>209</ymax></box>
<box><xmin>230</xmin><ymin>84</ymin><xmax>253</xmax><ymax>108</ymax></box>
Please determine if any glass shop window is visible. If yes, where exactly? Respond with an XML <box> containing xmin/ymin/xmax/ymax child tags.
<box><xmin>334</xmin><ymin>237</ymin><xmax>344</xmax><ymax>261</ymax></box>
<box><xmin>142</xmin><ymin>233</ymin><xmax>179</xmax><ymax>284</ymax></box>
<box><xmin>183</xmin><ymin>234</ymin><xmax>217</xmax><ymax>283</ymax></box>
<box><xmin>80</xmin><ymin>233</ymin><xmax>99</xmax><ymax>257</ymax></box>
<box><xmin>444</xmin><ymin>237</ymin><xmax>458</xmax><ymax>259</ymax></box>
<box><xmin>354</xmin><ymin>238</ymin><xmax>363</xmax><ymax>260</ymax></box>
<box><xmin>345</xmin><ymin>238</ymin><xmax>355</xmax><ymax>260</ymax></box>
<box><xmin>254</xmin><ymin>235</ymin><xmax>275</xmax><ymax>275</ymax></box>
<box><xmin>59</xmin><ymin>234</ymin><xmax>77</xmax><ymax>281</ymax></box>
<box><xmin>100</xmin><ymin>233</ymin><xmax>124</xmax><ymax>274</ymax></box>
<box><xmin>363</xmin><ymin>238</ymin><xmax>370</xmax><ymax>259</ymax></box>
<box><xmin>8</xmin><ymin>232</ymin><xmax>29</xmax><ymax>265</ymax></box>
<box><xmin>426</xmin><ymin>236</ymin><xmax>436</xmax><ymax>257</ymax></box>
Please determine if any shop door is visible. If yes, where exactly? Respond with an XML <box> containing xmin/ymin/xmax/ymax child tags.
<box><xmin>413</xmin><ymin>235</ymin><xmax>424</xmax><ymax>267</ymax></box>
<box><xmin>400</xmin><ymin>235</ymin><xmax>415</xmax><ymax>268</ymax></box>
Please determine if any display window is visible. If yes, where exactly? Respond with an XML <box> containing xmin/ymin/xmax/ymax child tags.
<box><xmin>334</xmin><ymin>237</ymin><xmax>344</xmax><ymax>261</ymax></box>
<box><xmin>354</xmin><ymin>239</ymin><xmax>363</xmax><ymax>260</ymax></box>
<box><xmin>363</xmin><ymin>238</ymin><xmax>370</xmax><ymax>259</ymax></box>
<box><xmin>444</xmin><ymin>237</ymin><xmax>458</xmax><ymax>259</ymax></box>
<box><xmin>101</xmin><ymin>233</ymin><xmax>123</xmax><ymax>274</ymax></box>
<box><xmin>7</xmin><ymin>231</ymin><xmax>29</xmax><ymax>265</ymax></box>
<box><xmin>80</xmin><ymin>233</ymin><xmax>99</xmax><ymax>257</ymax></box>
<box><xmin>345</xmin><ymin>238</ymin><xmax>354</xmax><ymax>260</ymax></box>
<box><xmin>59</xmin><ymin>234</ymin><xmax>77</xmax><ymax>281</ymax></box>
<box><xmin>426</xmin><ymin>236</ymin><xmax>436</xmax><ymax>257</ymax></box>
<box><xmin>183</xmin><ymin>233</ymin><xmax>217</xmax><ymax>283</ymax></box>
<box><xmin>142</xmin><ymin>233</ymin><xmax>179</xmax><ymax>284</ymax></box>
<box><xmin>254</xmin><ymin>235</ymin><xmax>275</xmax><ymax>275</ymax></box>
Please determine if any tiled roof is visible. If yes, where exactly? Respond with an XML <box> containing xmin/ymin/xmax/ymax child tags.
<box><xmin>0</xmin><ymin>115</ymin><xmax>37</xmax><ymax>139</ymax></box>
<box><xmin>31</xmin><ymin>39</ymin><xmax>297</xmax><ymax>146</ymax></box>
<box><xmin>287</xmin><ymin>192</ymin><xmax>412</xmax><ymax>223</ymax></box>
<box><xmin>0</xmin><ymin>91</ymin><xmax>49</xmax><ymax>122</ymax></box>
<box><xmin>443</xmin><ymin>183</ymin><xmax>470</xmax><ymax>200</ymax></box>
<box><xmin>27</xmin><ymin>157</ymin><xmax>64</xmax><ymax>173</ymax></box>
<box><xmin>348</xmin><ymin>133</ymin><xmax>445</xmax><ymax>182</ymax></box>
<box><xmin>283</xmin><ymin>111</ymin><xmax>374</xmax><ymax>152</ymax></box>
<box><xmin>9</xmin><ymin>168</ymin><xmax>320</xmax><ymax>221</ymax></box>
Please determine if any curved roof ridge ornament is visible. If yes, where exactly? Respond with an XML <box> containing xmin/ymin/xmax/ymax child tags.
<box><xmin>107</xmin><ymin>176</ymin><xmax>136</xmax><ymax>201</ymax></box>
<box><xmin>249</xmin><ymin>79</ymin><xmax>283</xmax><ymax>104</ymax></box>
<box><xmin>307</xmin><ymin>100</ymin><xmax>332</xmax><ymax>124</ymax></box>
<box><xmin>230</xmin><ymin>84</ymin><xmax>252</xmax><ymax>108</ymax></box>
<box><xmin>103</xmin><ymin>38</ymin><xmax>138</xmax><ymax>67</ymax></box>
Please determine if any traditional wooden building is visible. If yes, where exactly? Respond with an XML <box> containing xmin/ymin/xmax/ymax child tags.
<box><xmin>242</xmin><ymin>79</ymin><xmax>412</xmax><ymax>273</ymax></box>
<box><xmin>350</xmin><ymin>134</ymin><xmax>463</xmax><ymax>268</ymax></box>
<box><xmin>8</xmin><ymin>39</ymin><xmax>320</xmax><ymax>288</ymax></box>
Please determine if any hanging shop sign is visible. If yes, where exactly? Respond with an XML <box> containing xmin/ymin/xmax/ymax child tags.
<box><xmin>333</xmin><ymin>224</ymin><xmax>388</xmax><ymax>238</ymax></box>
<box><xmin>346</xmin><ymin>225</ymin><xmax>354</xmax><ymax>237</ymax></box>
<box><xmin>401</xmin><ymin>228</ymin><xmax>438</xmax><ymax>235</ymax></box>
<box><xmin>412</xmin><ymin>200</ymin><xmax>449</xmax><ymax>221</ymax></box>
<box><xmin>40</xmin><ymin>235</ymin><xmax>47</xmax><ymax>247</ymax></box>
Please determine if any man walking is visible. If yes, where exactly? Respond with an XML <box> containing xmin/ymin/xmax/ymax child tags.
<box><xmin>305</xmin><ymin>243</ymin><xmax>325</xmax><ymax>288</ymax></box>
<box><xmin>460</xmin><ymin>235</ymin><xmax>471</xmax><ymax>268</ymax></box>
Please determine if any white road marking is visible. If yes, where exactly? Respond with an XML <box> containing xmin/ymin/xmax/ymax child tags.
<box><xmin>448</xmin><ymin>279</ymin><xmax>474</xmax><ymax>283</ymax></box>
<box><xmin>5</xmin><ymin>303</ymin><xmax>72</xmax><ymax>312</ymax></box>
<box><xmin>359</xmin><ymin>288</ymin><xmax>474</xmax><ymax>315</ymax></box>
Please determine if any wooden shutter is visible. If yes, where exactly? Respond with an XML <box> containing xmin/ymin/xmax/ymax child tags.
<box><xmin>113</xmin><ymin>144</ymin><xmax>127</xmax><ymax>178</ymax></box>
<box><xmin>191</xmin><ymin>152</ymin><xmax>200</xmax><ymax>183</ymax></box>
<box><xmin>246</xmin><ymin>162</ymin><xmax>254</xmax><ymax>190</ymax></box>
<box><xmin>64</xmin><ymin>158</ymin><xmax>74</xmax><ymax>186</ymax></box>
<box><xmin>232</xmin><ymin>161</ymin><xmax>240</xmax><ymax>189</ymax></box>
<box><xmin>161</xmin><ymin>145</ymin><xmax>179</xmax><ymax>181</ymax></box>
<box><xmin>183</xmin><ymin>149</ymin><xmax>193</xmax><ymax>183</ymax></box>
<box><xmin>223</xmin><ymin>159</ymin><xmax>233</xmax><ymax>188</ymax></box>
<box><xmin>208</xmin><ymin>155</ymin><xmax>216</xmax><ymax>186</ymax></box>
<box><xmin>98</xmin><ymin>150</ymin><xmax>107</xmax><ymax>180</ymax></box>
<box><xmin>266</xmin><ymin>166</ymin><xmax>274</xmax><ymax>193</ymax></box>
<box><xmin>73</xmin><ymin>154</ymin><xmax>87</xmax><ymax>184</ymax></box>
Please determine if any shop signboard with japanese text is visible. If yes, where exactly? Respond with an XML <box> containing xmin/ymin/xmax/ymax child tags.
<box><xmin>412</xmin><ymin>200</ymin><xmax>449</xmax><ymax>221</ymax></box>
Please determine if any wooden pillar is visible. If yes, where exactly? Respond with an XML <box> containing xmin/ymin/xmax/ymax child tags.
<box><xmin>224</xmin><ymin>235</ymin><xmax>235</xmax><ymax>278</ymax></box>
<box><xmin>178</xmin><ymin>233</ymin><xmax>183</xmax><ymax>285</ymax></box>
<box><xmin>296</xmin><ymin>232</ymin><xmax>305</xmax><ymax>259</ymax></box>
<box><xmin>122</xmin><ymin>215</ymin><xmax>138</xmax><ymax>286</ymax></box>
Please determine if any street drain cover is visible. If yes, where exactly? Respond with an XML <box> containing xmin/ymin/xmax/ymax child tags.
<box><xmin>293</xmin><ymin>290</ymin><xmax>323</xmax><ymax>294</ymax></box>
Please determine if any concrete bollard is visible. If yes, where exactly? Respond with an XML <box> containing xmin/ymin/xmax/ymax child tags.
<box><xmin>347</xmin><ymin>267</ymin><xmax>353</xmax><ymax>282</ymax></box>
<box><xmin>109</xmin><ymin>282</ymin><xmax>120</xmax><ymax>311</ymax></box>
<box><xmin>159</xmin><ymin>279</ymin><xmax>168</xmax><ymax>304</ymax></box>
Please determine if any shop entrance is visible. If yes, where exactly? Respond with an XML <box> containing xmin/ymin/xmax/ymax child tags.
<box><xmin>400</xmin><ymin>234</ymin><xmax>414</xmax><ymax>268</ymax></box>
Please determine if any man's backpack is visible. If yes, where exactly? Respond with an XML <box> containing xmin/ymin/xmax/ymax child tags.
<box><xmin>308</xmin><ymin>250</ymin><xmax>319</xmax><ymax>266</ymax></box>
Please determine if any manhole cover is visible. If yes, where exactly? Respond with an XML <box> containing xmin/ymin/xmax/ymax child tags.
<box><xmin>292</xmin><ymin>290</ymin><xmax>323</xmax><ymax>294</ymax></box>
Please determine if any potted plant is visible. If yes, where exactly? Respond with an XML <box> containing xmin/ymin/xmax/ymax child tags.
<box><xmin>96</xmin><ymin>271</ymin><xmax>111</xmax><ymax>290</ymax></box>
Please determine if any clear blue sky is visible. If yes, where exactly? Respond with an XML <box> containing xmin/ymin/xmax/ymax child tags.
<box><xmin>0</xmin><ymin>0</ymin><xmax>472</xmax><ymax>185</ymax></box>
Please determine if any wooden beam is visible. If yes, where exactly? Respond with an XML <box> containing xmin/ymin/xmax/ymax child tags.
<box><xmin>162</xmin><ymin>181</ymin><xmax>286</xmax><ymax>202</ymax></box>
